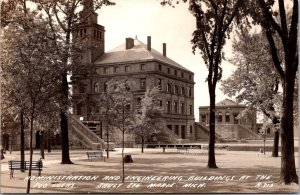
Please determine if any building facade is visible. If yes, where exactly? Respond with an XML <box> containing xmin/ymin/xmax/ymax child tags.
<box><xmin>199</xmin><ymin>99</ymin><xmax>258</xmax><ymax>139</ymax></box>
<box><xmin>71</xmin><ymin>0</ymin><xmax>195</xmax><ymax>142</ymax></box>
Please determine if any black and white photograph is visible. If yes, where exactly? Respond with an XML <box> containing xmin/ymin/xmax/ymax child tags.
<box><xmin>0</xmin><ymin>0</ymin><xmax>299</xmax><ymax>193</ymax></box>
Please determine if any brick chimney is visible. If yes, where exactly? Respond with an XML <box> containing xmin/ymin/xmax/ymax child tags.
<box><xmin>163</xmin><ymin>43</ymin><xmax>166</xmax><ymax>57</ymax></box>
<box><xmin>126</xmin><ymin>38</ymin><xmax>134</xmax><ymax>50</ymax></box>
<box><xmin>147</xmin><ymin>36</ymin><xmax>151</xmax><ymax>51</ymax></box>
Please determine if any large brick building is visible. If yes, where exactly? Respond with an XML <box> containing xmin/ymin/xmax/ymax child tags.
<box><xmin>71</xmin><ymin>0</ymin><xmax>195</xmax><ymax>143</ymax></box>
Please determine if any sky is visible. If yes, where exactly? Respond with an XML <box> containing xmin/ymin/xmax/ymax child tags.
<box><xmin>97</xmin><ymin>0</ymin><xmax>236</xmax><ymax>122</ymax></box>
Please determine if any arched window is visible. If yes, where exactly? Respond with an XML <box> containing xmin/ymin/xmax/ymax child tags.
<box><xmin>167</xmin><ymin>83</ymin><xmax>172</xmax><ymax>93</ymax></box>
<box><xmin>225</xmin><ymin>112</ymin><xmax>230</xmax><ymax>123</ymax></box>
<box><xmin>94</xmin><ymin>82</ymin><xmax>99</xmax><ymax>93</ymax></box>
<box><xmin>218</xmin><ymin>112</ymin><xmax>223</xmax><ymax>122</ymax></box>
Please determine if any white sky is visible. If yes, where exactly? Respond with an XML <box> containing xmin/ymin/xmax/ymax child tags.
<box><xmin>98</xmin><ymin>0</ymin><xmax>236</xmax><ymax>122</ymax></box>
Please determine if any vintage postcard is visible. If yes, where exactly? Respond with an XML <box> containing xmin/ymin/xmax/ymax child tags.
<box><xmin>1</xmin><ymin>0</ymin><xmax>298</xmax><ymax>193</ymax></box>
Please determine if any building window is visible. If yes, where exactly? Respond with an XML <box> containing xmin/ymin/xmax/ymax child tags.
<box><xmin>190</xmin><ymin>126</ymin><xmax>193</xmax><ymax>134</ymax></box>
<box><xmin>181</xmin><ymin>103</ymin><xmax>184</xmax><ymax>114</ymax></box>
<box><xmin>94</xmin><ymin>82</ymin><xmax>100</xmax><ymax>93</ymax></box>
<box><xmin>140</xmin><ymin>78</ymin><xmax>146</xmax><ymax>89</ymax></box>
<box><xmin>137</xmin><ymin>97</ymin><xmax>142</xmax><ymax>105</ymax></box>
<box><xmin>114</xmin><ymin>66</ymin><xmax>118</xmax><ymax>73</ymax></box>
<box><xmin>125</xmin><ymin>65</ymin><xmax>130</xmax><ymax>72</ymax></box>
<box><xmin>189</xmin><ymin>74</ymin><xmax>192</xmax><ymax>80</ymax></box>
<box><xmin>94</xmin><ymin>30</ymin><xmax>96</xmax><ymax>37</ymax></box>
<box><xmin>201</xmin><ymin>115</ymin><xmax>206</xmax><ymax>123</ymax></box>
<box><xmin>140</xmin><ymin>64</ymin><xmax>146</xmax><ymax>71</ymax></box>
<box><xmin>189</xmin><ymin>105</ymin><xmax>193</xmax><ymax>115</ymax></box>
<box><xmin>233</xmin><ymin>114</ymin><xmax>238</xmax><ymax>124</ymax></box>
<box><xmin>167</xmin><ymin>68</ymin><xmax>170</xmax><ymax>74</ymax></box>
<box><xmin>225</xmin><ymin>112</ymin><xmax>230</xmax><ymax>123</ymax></box>
<box><xmin>158</xmin><ymin>79</ymin><xmax>162</xmax><ymax>90</ymax></box>
<box><xmin>95</xmin><ymin>106</ymin><xmax>100</xmax><ymax>113</ymax></box>
<box><xmin>167</xmin><ymin>83</ymin><xmax>172</xmax><ymax>93</ymax></box>
<box><xmin>174</xmin><ymin>85</ymin><xmax>179</xmax><ymax>95</ymax></box>
<box><xmin>104</xmin><ymin>82</ymin><xmax>108</xmax><ymax>92</ymax></box>
<box><xmin>174</xmin><ymin>102</ymin><xmax>178</xmax><ymax>114</ymax></box>
<box><xmin>181</xmin><ymin>72</ymin><xmax>184</xmax><ymax>78</ymax></box>
<box><xmin>167</xmin><ymin>101</ymin><xmax>171</xmax><ymax>113</ymax></box>
<box><xmin>181</xmin><ymin>87</ymin><xmax>185</xmax><ymax>96</ymax></box>
<box><xmin>174</xmin><ymin>70</ymin><xmax>177</xmax><ymax>76</ymax></box>
<box><xmin>218</xmin><ymin>112</ymin><xmax>223</xmax><ymax>122</ymax></box>
<box><xmin>175</xmin><ymin>125</ymin><xmax>179</xmax><ymax>135</ymax></box>
<box><xmin>77</xmin><ymin>104</ymin><xmax>82</xmax><ymax>115</ymax></box>
<box><xmin>159</xmin><ymin>64</ymin><xmax>162</xmax><ymax>71</ymax></box>
<box><xmin>188</xmin><ymin>87</ymin><xmax>192</xmax><ymax>97</ymax></box>
<box><xmin>103</xmin><ymin>67</ymin><xmax>107</xmax><ymax>74</ymax></box>
<box><xmin>99</xmin><ymin>32</ymin><xmax>102</xmax><ymax>39</ymax></box>
<box><xmin>167</xmin><ymin>125</ymin><xmax>172</xmax><ymax>130</ymax></box>
<box><xmin>181</xmin><ymin>126</ymin><xmax>186</xmax><ymax>139</ymax></box>
<box><xmin>159</xmin><ymin>100</ymin><xmax>163</xmax><ymax>107</ymax></box>
<box><xmin>79</xmin><ymin>84</ymin><xmax>86</xmax><ymax>93</ymax></box>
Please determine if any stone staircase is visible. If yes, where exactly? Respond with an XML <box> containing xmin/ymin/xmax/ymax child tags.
<box><xmin>238</xmin><ymin>124</ymin><xmax>259</xmax><ymax>139</ymax></box>
<box><xmin>194</xmin><ymin>122</ymin><xmax>224</xmax><ymax>142</ymax></box>
<box><xmin>68</xmin><ymin>115</ymin><xmax>115</xmax><ymax>150</ymax></box>
<box><xmin>157</xmin><ymin>126</ymin><xmax>186</xmax><ymax>144</ymax></box>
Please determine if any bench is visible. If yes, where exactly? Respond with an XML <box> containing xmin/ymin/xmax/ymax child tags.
<box><xmin>87</xmin><ymin>151</ymin><xmax>106</xmax><ymax>162</ymax></box>
<box><xmin>8</xmin><ymin>160</ymin><xmax>43</xmax><ymax>179</ymax></box>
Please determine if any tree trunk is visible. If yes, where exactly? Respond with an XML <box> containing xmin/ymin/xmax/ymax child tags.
<box><xmin>60</xmin><ymin>73</ymin><xmax>72</xmax><ymax>164</ymax></box>
<box><xmin>20</xmin><ymin>110</ymin><xmax>25</xmax><ymax>172</ymax></box>
<box><xmin>280</xmin><ymin>74</ymin><xmax>298</xmax><ymax>184</ymax></box>
<box><xmin>106</xmin><ymin>123</ymin><xmax>109</xmax><ymax>158</ymax></box>
<box><xmin>26</xmin><ymin>108</ymin><xmax>35</xmax><ymax>193</ymax></box>
<box><xmin>40</xmin><ymin>131</ymin><xmax>45</xmax><ymax>159</ymax></box>
<box><xmin>47</xmin><ymin>130</ymin><xmax>51</xmax><ymax>153</ymax></box>
<box><xmin>60</xmin><ymin>111</ymin><xmax>72</xmax><ymax>164</ymax></box>
<box><xmin>141</xmin><ymin>136</ymin><xmax>144</xmax><ymax>153</ymax></box>
<box><xmin>122</xmin><ymin>108</ymin><xmax>125</xmax><ymax>183</ymax></box>
<box><xmin>207</xmin><ymin>87</ymin><xmax>218</xmax><ymax>168</ymax></box>
<box><xmin>272</xmin><ymin>130</ymin><xmax>279</xmax><ymax>157</ymax></box>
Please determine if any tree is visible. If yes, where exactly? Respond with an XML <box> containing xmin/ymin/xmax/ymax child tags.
<box><xmin>34</xmin><ymin>0</ymin><xmax>115</xmax><ymax>164</ymax></box>
<box><xmin>247</xmin><ymin>0</ymin><xmax>298</xmax><ymax>184</ymax></box>
<box><xmin>162</xmin><ymin>0</ymin><xmax>246</xmax><ymax>168</ymax></box>
<box><xmin>133</xmin><ymin>86</ymin><xmax>164</xmax><ymax>153</ymax></box>
<box><xmin>1</xmin><ymin>5</ymin><xmax>64</xmax><ymax>192</ymax></box>
<box><xmin>98</xmin><ymin>79</ymin><xmax>117</xmax><ymax>158</ymax></box>
<box><xmin>221</xmin><ymin>30</ymin><xmax>282</xmax><ymax>157</ymax></box>
<box><xmin>108</xmin><ymin>79</ymin><xmax>135</xmax><ymax>183</ymax></box>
